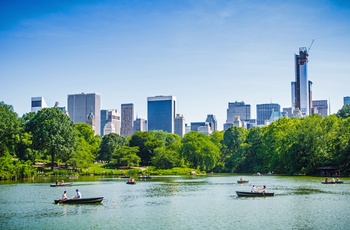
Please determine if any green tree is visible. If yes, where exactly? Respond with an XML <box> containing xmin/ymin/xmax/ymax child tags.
<box><xmin>336</xmin><ymin>104</ymin><xmax>350</xmax><ymax>118</ymax></box>
<box><xmin>26</xmin><ymin>108</ymin><xmax>76</xmax><ymax>170</ymax></box>
<box><xmin>181</xmin><ymin>131</ymin><xmax>220</xmax><ymax>171</ymax></box>
<box><xmin>98</xmin><ymin>133</ymin><xmax>127</xmax><ymax>161</ymax></box>
<box><xmin>0</xmin><ymin>102</ymin><xmax>21</xmax><ymax>157</ymax></box>
<box><xmin>68</xmin><ymin>123</ymin><xmax>101</xmax><ymax>169</ymax></box>
<box><xmin>111</xmin><ymin>146</ymin><xmax>140</xmax><ymax>166</ymax></box>
<box><xmin>129</xmin><ymin>131</ymin><xmax>163</xmax><ymax>165</ymax></box>
<box><xmin>222</xmin><ymin>126</ymin><xmax>247</xmax><ymax>172</ymax></box>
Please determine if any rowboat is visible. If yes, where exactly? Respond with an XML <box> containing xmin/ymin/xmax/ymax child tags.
<box><xmin>321</xmin><ymin>181</ymin><xmax>344</xmax><ymax>184</ymax></box>
<box><xmin>237</xmin><ymin>180</ymin><xmax>249</xmax><ymax>184</ymax></box>
<box><xmin>126</xmin><ymin>181</ymin><xmax>136</xmax><ymax>185</ymax></box>
<box><xmin>236</xmin><ymin>191</ymin><xmax>274</xmax><ymax>197</ymax></box>
<box><xmin>54</xmin><ymin>197</ymin><xmax>104</xmax><ymax>204</ymax></box>
<box><xmin>50</xmin><ymin>183</ymin><xmax>73</xmax><ymax>187</ymax></box>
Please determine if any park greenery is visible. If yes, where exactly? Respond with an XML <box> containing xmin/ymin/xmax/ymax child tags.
<box><xmin>1</xmin><ymin>101</ymin><xmax>350</xmax><ymax>180</ymax></box>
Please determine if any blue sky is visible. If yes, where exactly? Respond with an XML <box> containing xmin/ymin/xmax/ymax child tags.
<box><xmin>1</xmin><ymin>0</ymin><xmax>350</xmax><ymax>130</ymax></box>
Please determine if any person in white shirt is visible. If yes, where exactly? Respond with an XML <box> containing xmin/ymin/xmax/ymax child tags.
<box><xmin>75</xmin><ymin>189</ymin><xmax>82</xmax><ymax>198</ymax></box>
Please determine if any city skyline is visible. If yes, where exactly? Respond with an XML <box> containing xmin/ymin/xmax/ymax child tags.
<box><xmin>1</xmin><ymin>0</ymin><xmax>350</xmax><ymax>130</ymax></box>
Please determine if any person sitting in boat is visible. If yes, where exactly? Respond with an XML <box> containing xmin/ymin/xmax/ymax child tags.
<box><xmin>251</xmin><ymin>185</ymin><xmax>258</xmax><ymax>193</ymax></box>
<box><xmin>75</xmin><ymin>189</ymin><xmax>82</xmax><ymax>199</ymax></box>
<box><xmin>60</xmin><ymin>180</ymin><xmax>64</xmax><ymax>185</ymax></box>
<box><xmin>325</xmin><ymin>178</ymin><xmax>328</xmax><ymax>183</ymax></box>
<box><xmin>240</xmin><ymin>177</ymin><xmax>243</xmax><ymax>181</ymax></box>
<box><xmin>56</xmin><ymin>180</ymin><xmax>58</xmax><ymax>185</ymax></box>
<box><xmin>261</xmin><ymin>185</ymin><xmax>267</xmax><ymax>193</ymax></box>
<box><xmin>331</xmin><ymin>178</ymin><xmax>335</xmax><ymax>182</ymax></box>
<box><xmin>336</xmin><ymin>178</ymin><xmax>339</xmax><ymax>182</ymax></box>
<box><xmin>62</xmin><ymin>191</ymin><xmax>68</xmax><ymax>200</ymax></box>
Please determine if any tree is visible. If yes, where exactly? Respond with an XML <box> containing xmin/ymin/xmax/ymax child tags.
<box><xmin>336</xmin><ymin>104</ymin><xmax>350</xmax><ymax>118</ymax></box>
<box><xmin>129</xmin><ymin>131</ymin><xmax>163</xmax><ymax>165</ymax></box>
<box><xmin>111</xmin><ymin>146</ymin><xmax>140</xmax><ymax>167</ymax></box>
<box><xmin>222</xmin><ymin>126</ymin><xmax>247</xmax><ymax>172</ymax></box>
<box><xmin>68</xmin><ymin>123</ymin><xmax>101</xmax><ymax>169</ymax></box>
<box><xmin>98</xmin><ymin>133</ymin><xmax>127</xmax><ymax>161</ymax></box>
<box><xmin>181</xmin><ymin>131</ymin><xmax>220</xmax><ymax>171</ymax></box>
<box><xmin>26</xmin><ymin>108</ymin><xmax>76</xmax><ymax>170</ymax></box>
<box><xmin>0</xmin><ymin>102</ymin><xmax>21</xmax><ymax>157</ymax></box>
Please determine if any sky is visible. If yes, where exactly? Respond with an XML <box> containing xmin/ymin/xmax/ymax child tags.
<box><xmin>1</xmin><ymin>0</ymin><xmax>350</xmax><ymax>130</ymax></box>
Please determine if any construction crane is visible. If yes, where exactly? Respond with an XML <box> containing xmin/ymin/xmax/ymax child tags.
<box><xmin>308</xmin><ymin>39</ymin><xmax>314</xmax><ymax>53</ymax></box>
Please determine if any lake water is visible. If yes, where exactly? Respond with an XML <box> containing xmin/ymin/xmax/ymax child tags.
<box><xmin>1</xmin><ymin>175</ymin><xmax>349</xmax><ymax>230</ymax></box>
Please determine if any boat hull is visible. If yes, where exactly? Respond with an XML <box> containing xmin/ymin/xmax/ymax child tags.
<box><xmin>237</xmin><ymin>180</ymin><xmax>249</xmax><ymax>184</ymax></box>
<box><xmin>236</xmin><ymin>191</ymin><xmax>274</xmax><ymax>197</ymax></box>
<box><xmin>321</xmin><ymin>181</ymin><xmax>344</xmax><ymax>184</ymax></box>
<box><xmin>50</xmin><ymin>183</ymin><xmax>72</xmax><ymax>187</ymax></box>
<box><xmin>54</xmin><ymin>197</ymin><xmax>104</xmax><ymax>204</ymax></box>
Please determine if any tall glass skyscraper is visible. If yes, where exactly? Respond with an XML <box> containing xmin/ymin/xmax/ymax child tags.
<box><xmin>292</xmin><ymin>47</ymin><xmax>312</xmax><ymax>116</ymax></box>
<box><xmin>147</xmin><ymin>96</ymin><xmax>176</xmax><ymax>133</ymax></box>
<box><xmin>67</xmin><ymin>93</ymin><xmax>101</xmax><ymax>135</ymax></box>
<box><xmin>121</xmin><ymin>103</ymin><xmax>134</xmax><ymax>136</ymax></box>
<box><xmin>344</xmin><ymin>96</ymin><xmax>350</xmax><ymax>105</ymax></box>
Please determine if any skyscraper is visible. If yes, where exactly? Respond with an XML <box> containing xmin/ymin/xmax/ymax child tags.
<box><xmin>134</xmin><ymin>118</ymin><xmax>147</xmax><ymax>133</ymax></box>
<box><xmin>31</xmin><ymin>96</ymin><xmax>48</xmax><ymax>112</ymax></box>
<box><xmin>344</xmin><ymin>96</ymin><xmax>350</xmax><ymax>105</ymax></box>
<box><xmin>256</xmin><ymin>103</ymin><xmax>280</xmax><ymax>126</ymax></box>
<box><xmin>147</xmin><ymin>96</ymin><xmax>176</xmax><ymax>133</ymax></box>
<box><xmin>312</xmin><ymin>100</ymin><xmax>328</xmax><ymax>117</ymax></box>
<box><xmin>206</xmin><ymin>114</ymin><xmax>217</xmax><ymax>132</ymax></box>
<box><xmin>224</xmin><ymin>101</ymin><xmax>251</xmax><ymax>129</ymax></box>
<box><xmin>100</xmin><ymin>109</ymin><xmax>121</xmax><ymax>136</ymax></box>
<box><xmin>121</xmin><ymin>103</ymin><xmax>134</xmax><ymax>136</ymax></box>
<box><xmin>67</xmin><ymin>93</ymin><xmax>101</xmax><ymax>135</ymax></box>
<box><xmin>174</xmin><ymin>114</ymin><xmax>185</xmax><ymax>137</ymax></box>
<box><xmin>292</xmin><ymin>47</ymin><xmax>312</xmax><ymax>116</ymax></box>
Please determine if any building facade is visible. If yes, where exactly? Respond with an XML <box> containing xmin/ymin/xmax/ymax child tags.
<box><xmin>147</xmin><ymin>96</ymin><xmax>176</xmax><ymax>133</ymax></box>
<box><xmin>344</xmin><ymin>96</ymin><xmax>350</xmax><ymax>105</ymax></box>
<box><xmin>256</xmin><ymin>103</ymin><xmax>280</xmax><ymax>126</ymax></box>
<box><xmin>205</xmin><ymin>114</ymin><xmax>217</xmax><ymax>132</ymax></box>
<box><xmin>31</xmin><ymin>96</ymin><xmax>48</xmax><ymax>112</ymax></box>
<box><xmin>292</xmin><ymin>47</ymin><xmax>312</xmax><ymax>116</ymax></box>
<box><xmin>312</xmin><ymin>100</ymin><xmax>328</xmax><ymax>117</ymax></box>
<box><xmin>134</xmin><ymin>118</ymin><xmax>147</xmax><ymax>132</ymax></box>
<box><xmin>100</xmin><ymin>109</ymin><xmax>121</xmax><ymax>136</ymax></box>
<box><xmin>174</xmin><ymin>114</ymin><xmax>185</xmax><ymax>137</ymax></box>
<box><xmin>224</xmin><ymin>101</ymin><xmax>251</xmax><ymax>129</ymax></box>
<box><xmin>67</xmin><ymin>93</ymin><xmax>101</xmax><ymax>135</ymax></box>
<box><xmin>121</xmin><ymin>103</ymin><xmax>134</xmax><ymax>136</ymax></box>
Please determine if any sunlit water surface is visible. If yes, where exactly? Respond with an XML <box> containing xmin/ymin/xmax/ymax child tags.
<box><xmin>1</xmin><ymin>175</ymin><xmax>349</xmax><ymax>229</ymax></box>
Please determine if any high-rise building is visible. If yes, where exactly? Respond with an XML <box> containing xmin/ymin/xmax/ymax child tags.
<box><xmin>147</xmin><ymin>96</ymin><xmax>176</xmax><ymax>133</ymax></box>
<box><xmin>31</xmin><ymin>96</ymin><xmax>48</xmax><ymax>112</ymax></box>
<box><xmin>344</xmin><ymin>96</ymin><xmax>350</xmax><ymax>105</ymax></box>
<box><xmin>134</xmin><ymin>118</ymin><xmax>147</xmax><ymax>132</ymax></box>
<box><xmin>121</xmin><ymin>103</ymin><xmax>134</xmax><ymax>136</ymax></box>
<box><xmin>283</xmin><ymin>107</ymin><xmax>293</xmax><ymax>118</ymax></box>
<box><xmin>190</xmin><ymin>122</ymin><xmax>206</xmax><ymax>132</ymax></box>
<box><xmin>205</xmin><ymin>114</ymin><xmax>217</xmax><ymax>132</ymax></box>
<box><xmin>174</xmin><ymin>114</ymin><xmax>185</xmax><ymax>137</ymax></box>
<box><xmin>291</xmin><ymin>47</ymin><xmax>312</xmax><ymax>116</ymax></box>
<box><xmin>224</xmin><ymin>101</ymin><xmax>251</xmax><ymax>129</ymax></box>
<box><xmin>256</xmin><ymin>103</ymin><xmax>280</xmax><ymax>126</ymax></box>
<box><xmin>100</xmin><ymin>109</ymin><xmax>121</xmax><ymax>136</ymax></box>
<box><xmin>67</xmin><ymin>93</ymin><xmax>101</xmax><ymax>135</ymax></box>
<box><xmin>312</xmin><ymin>100</ymin><xmax>328</xmax><ymax>117</ymax></box>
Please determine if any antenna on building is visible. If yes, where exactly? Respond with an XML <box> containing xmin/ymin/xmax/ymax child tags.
<box><xmin>308</xmin><ymin>39</ymin><xmax>315</xmax><ymax>53</ymax></box>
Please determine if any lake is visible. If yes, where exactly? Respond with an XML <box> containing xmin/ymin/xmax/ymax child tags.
<box><xmin>1</xmin><ymin>174</ymin><xmax>349</xmax><ymax>229</ymax></box>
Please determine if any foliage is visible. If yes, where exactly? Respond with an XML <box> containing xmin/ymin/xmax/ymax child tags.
<box><xmin>181</xmin><ymin>131</ymin><xmax>220</xmax><ymax>171</ymax></box>
<box><xmin>129</xmin><ymin>131</ymin><xmax>163</xmax><ymax>165</ymax></box>
<box><xmin>111</xmin><ymin>146</ymin><xmax>141</xmax><ymax>167</ymax></box>
<box><xmin>0</xmin><ymin>102</ymin><xmax>21</xmax><ymax>157</ymax></box>
<box><xmin>25</xmin><ymin>108</ymin><xmax>76</xmax><ymax>170</ymax></box>
<box><xmin>336</xmin><ymin>104</ymin><xmax>350</xmax><ymax>118</ymax></box>
<box><xmin>98</xmin><ymin>133</ymin><xmax>127</xmax><ymax>161</ymax></box>
<box><xmin>0</xmin><ymin>153</ymin><xmax>36</xmax><ymax>180</ymax></box>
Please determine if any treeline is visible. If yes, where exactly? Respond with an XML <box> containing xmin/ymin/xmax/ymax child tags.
<box><xmin>1</xmin><ymin>101</ymin><xmax>350</xmax><ymax>180</ymax></box>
